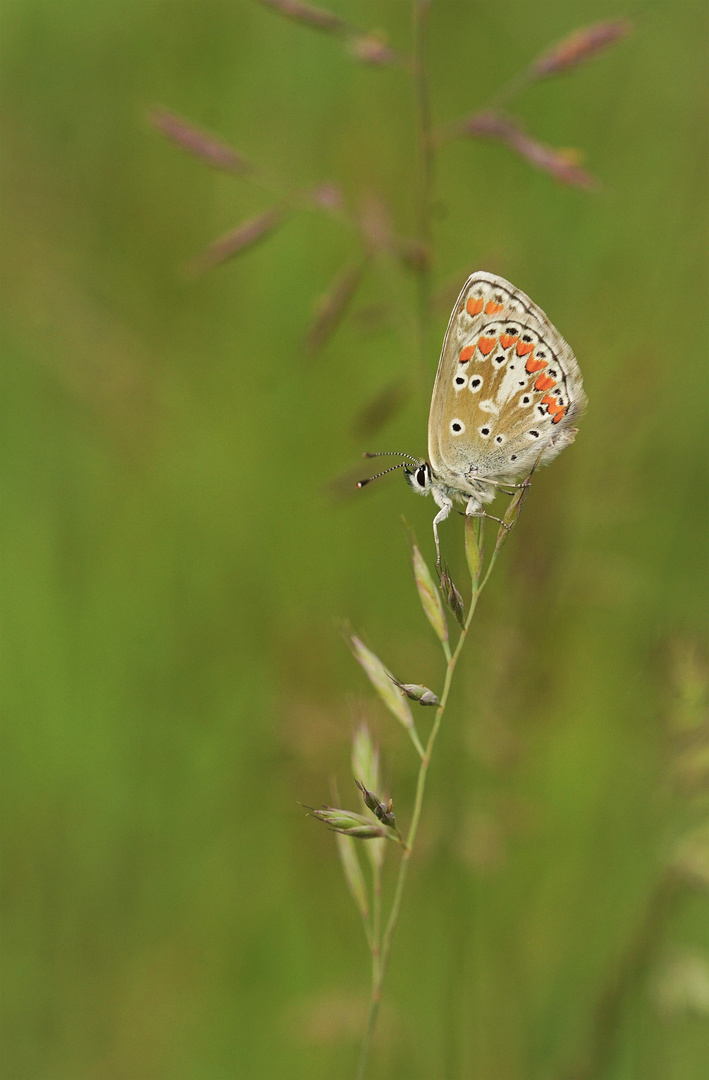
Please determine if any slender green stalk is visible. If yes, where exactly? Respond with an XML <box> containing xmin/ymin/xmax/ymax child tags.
<box><xmin>356</xmin><ymin>537</ymin><xmax>501</xmax><ymax>1079</ymax></box>
<box><xmin>372</xmin><ymin>861</ymin><xmax>382</xmax><ymax>985</ymax></box>
<box><xmin>356</xmin><ymin>861</ymin><xmax>382</xmax><ymax>1080</ymax></box>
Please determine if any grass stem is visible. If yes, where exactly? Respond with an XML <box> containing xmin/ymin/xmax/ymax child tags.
<box><xmin>356</xmin><ymin>544</ymin><xmax>497</xmax><ymax>1077</ymax></box>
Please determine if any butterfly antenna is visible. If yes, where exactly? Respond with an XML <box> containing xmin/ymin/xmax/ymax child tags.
<box><xmin>357</xmin><ymin>461</ymin><xmax>410</xmax><ymax>488</ymax></box>
<box><xmin>363</xmin><ymin>451</ymin><xmax>419</xmax><ymax>463</ymax></box>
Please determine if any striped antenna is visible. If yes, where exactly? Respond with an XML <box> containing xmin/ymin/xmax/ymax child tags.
<box><xmin>362</xmin><ymin>451</ymin><xmax>420</xmax><ymax>463</ymax></box>
<box><xmin>357</xmin><ymin>460</ymin><xmax>412</xmax><ymax>488</ymax></box>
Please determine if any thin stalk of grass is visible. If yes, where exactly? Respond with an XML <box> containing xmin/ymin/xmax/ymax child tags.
<box><xmin>371</xmin><ymin>858</ymin><xmax>382</xmax><ymax>986</ymax></box>
<box><xmin>356</xmin><ymin>525</ymin><xmax>501</xmax><ymax>1079</ymax></box>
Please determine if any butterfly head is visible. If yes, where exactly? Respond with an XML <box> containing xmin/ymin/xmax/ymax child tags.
<box><xmin>357</xmin><ymin>452</ymin><xmax>435</xmax><ymax>495</ymax></box>
<box><xmin>404</xmin><ymin>460</ymin><xmax>433</xmax><ymax>497</ymax></box>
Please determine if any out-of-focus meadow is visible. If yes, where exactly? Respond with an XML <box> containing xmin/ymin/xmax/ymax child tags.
<box><xmin>1</xmin><ymin>1</ymin><xmax>707</xmax><ymax>1077</ymax></box>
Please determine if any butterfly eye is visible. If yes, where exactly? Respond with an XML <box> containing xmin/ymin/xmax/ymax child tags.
<box><xmin>415</xmin><ymin>466</ymin><xmax>428</xmax><ymax>488</ymax></box>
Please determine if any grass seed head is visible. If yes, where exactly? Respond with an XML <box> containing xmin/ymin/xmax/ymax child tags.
<box><xmin>412</xmin><ymin>542</ymin><xmax>449</xmax><ymax>644</ymax></box>
<box><xmin>389</xmin><ymin>676</ymin><xmax>439</xmax><ymax>706</ymax></box>
<box><xmin>437</xmin><ymin>564</ymin><xmax>466</xmax><ymax>628</ymax></box>
<box><xmin>304</xmin><ymin>804</ymin><xmax>388</xmax><ymax>839</ymax></box>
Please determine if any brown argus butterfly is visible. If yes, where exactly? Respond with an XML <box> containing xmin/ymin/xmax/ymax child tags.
<box><xmin>359</xmin><ymin>272</ymin><xmax>586</xmax><ymax>564</ymax></box>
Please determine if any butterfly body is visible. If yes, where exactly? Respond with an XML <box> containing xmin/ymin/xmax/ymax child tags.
<box><xmin>407</xmin><ymin>271</ymin><xmax>586</xmax><ymax>561</ymax></box>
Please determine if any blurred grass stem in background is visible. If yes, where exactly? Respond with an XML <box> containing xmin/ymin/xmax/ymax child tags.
<box><xmin>412</xmin><ymin>0</ymin><xmax>434</xmax><ymax>392</ymax></box>
<box><xmin>354</xmin><ymin>504</ymin><xmax>521</xmax><ymax>1077</ymax></box>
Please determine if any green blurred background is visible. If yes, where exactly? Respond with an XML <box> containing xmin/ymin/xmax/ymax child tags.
<box><xmin>2</xmin><ymin>1</ymin><xmax>707</xmax><ymax>1077</ymax></box>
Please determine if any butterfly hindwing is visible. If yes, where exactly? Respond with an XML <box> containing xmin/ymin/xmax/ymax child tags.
<box><xmin>428</xmin><ymin>272</ymin><xmax>586</xmax><ymax>495</ymax></box>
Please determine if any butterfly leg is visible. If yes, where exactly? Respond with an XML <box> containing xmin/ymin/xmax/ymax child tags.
<box><xmin>465</xmin><ymin>499</ymin><xmax>508</xmax><ymax>530</ymax></box>
<box><xmin>432</xmin><ymin>499</ymin><xmax>452</xmax><ymax>568</ymax></box>
<box><xmin>474</xmin><ymin>476</ymin><xmax>530</xmax><ymax>492</ymax></box>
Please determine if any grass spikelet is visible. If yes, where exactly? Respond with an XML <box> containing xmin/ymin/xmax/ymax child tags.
<box><xmin>412</xmin><ymin>541</ymin><xmax>448</xmax><ymax>645</ymax></box>
<box><xmin>462</xmin><ymin>113</ymin><xmax>598</xmax><ymax>191</ymax></box>
<box><xmin>464</xmin><ymin>515</ymin><xmax>483</xmax><ymax>586</ymax></box>
<box><xmin>305</xmin><ymin>259</ymin><xmax>367</xmax><ymax>355</ymax></box>
<box><xmin>532</xmin><ymin>19</ymin><xmax>632</xmax><ymax>79</ymax></box>
<box><xmin>256</xmin><ymin>0</ymin><xmax>345</xmax><ymax>34</ymax></box>
<box><xmin>149</xmin><ymin>108</ymin><xmax>253</xmax><ymax>173</ymax></box>
<box><xmin>189</xmin><ymin>208</ymin><xmax>287</xmax><ymax>274</ymax></box>
<box><xmin>437</xmin><ymin>563</ymin><xmax>466</xmax><ymax>628</ymax></box>
<box><xmin>352</xmin><ymin>724</ymin><xmax>380</xmax><ymax>794</ymax></box>
<box><xmin>348</xmin><ymin>32</ymin><xmax>399</xmax><ymax>67</ymax></box>
<box><xmin>348</xmin><ymin>636</ymin><xmax>423</xmax><ymax>756</ymax></box>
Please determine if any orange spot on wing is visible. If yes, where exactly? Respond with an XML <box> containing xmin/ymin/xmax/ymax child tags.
<box><xmin>535</xmin><ymin>374</ymin><xmax>557</xmax><ymax>392</ymax></box>
<box><xmin>516</xmin><ymin>340</ymin><xmax>534</xmax><ymax>356</ymax></box>
<box><xmin>477</xmin><ymin>336</ymin><xmax>497</xmax><ymax>356</ymax></box>
<box><xmin>525</xmin><ymin>355</ymin><xmax>548</xmax><ymax>373</ymax></box>
<box><xmin>484</xmin><ymin>300</ymin><xmax>504</xmax><ymax>315</ymax></box>
<box><xmin>466</xmin><ymin>297</ymin><xmax>484</xmax><ymax>317</ymax></box>
<box><xmin>499</xmin><ymin>333</ymin><xmax>518</xmax><ymax>350</ymax></box>
<box><xmin>458</xmin><ymin>345</ymin><xmax>475</xmax><ymax>363</ymax></box>
<box><xmin>543</xmin><ymin>396</ymin><xmax>566</xmax><ymax>418</ymax></box>
<box><xmin>551</xmin><ymin>407</ymin><xmax>567</xmax><ymax>423</ymax></box>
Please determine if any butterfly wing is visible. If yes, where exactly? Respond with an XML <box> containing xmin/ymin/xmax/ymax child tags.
<box><xmin>428</xmin><ymin>272</ymin><xmax>586</xmax><ymax>499</ymax></box>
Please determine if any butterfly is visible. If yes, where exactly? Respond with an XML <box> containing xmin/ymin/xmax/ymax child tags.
<box><xmin>359</xmin><ymin>272</ymin><xmax>586</xmax><ymax>564</ymax></box>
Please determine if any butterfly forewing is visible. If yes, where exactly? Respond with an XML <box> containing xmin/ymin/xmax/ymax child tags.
<box><xmin>428</xmin><ymin>272</ymin><xmax>585</xmax><ymax>494</ymax></box>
